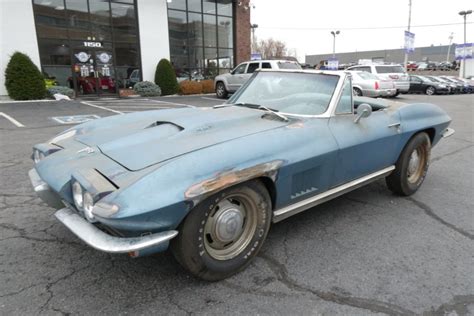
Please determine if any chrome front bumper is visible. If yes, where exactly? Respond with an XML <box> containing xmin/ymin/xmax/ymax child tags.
<box><xmin>29</xmin><ymin>168</ymin><xmax>179</xmax><ymax>254</ymax></box>
<box><xmin>55</xmin><ymin>208</ymin><xmax>178</xmax><ymax>254</ymax></box>
<box><xmin>28</xmin><ymin>168</ymin><xmax>63</xmax><ymax>209</ymax></box>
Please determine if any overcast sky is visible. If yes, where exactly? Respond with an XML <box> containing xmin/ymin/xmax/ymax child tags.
<box><xmin>251</xmin><ymin>0</ymin><xmax>473</xmax><ymax>62</ymax></box>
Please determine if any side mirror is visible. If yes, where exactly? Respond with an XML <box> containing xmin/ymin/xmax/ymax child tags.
<box><xmin>354</xmin><ymin>103</ymin><xmax>372</xmax><ymax>123</ymax></box>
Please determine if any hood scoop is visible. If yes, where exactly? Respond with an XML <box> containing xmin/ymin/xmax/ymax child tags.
<box><xmin>145</xmin><ymin>121</ymin><xmax>184</xmax><ymax>138</ymax></box>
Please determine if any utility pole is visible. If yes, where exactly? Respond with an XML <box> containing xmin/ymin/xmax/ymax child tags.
<box><xmin>459</xmin><ymin>10</ymin><xmax>472</xmax><ymax>78</ymax></box>
<box><xmin>403</xmin><ymin>0</ymin><xmax>412</xmax><ymax>71</ymax></box>
<box><xmin>446</xmin><ymin>32</ymin><xmax>454</xmax><ymax>62</ymax></box>
<box><xmin>330</xmin><ymin>30</ymin><xmax>340</xmax><ymax>58</ymax></box>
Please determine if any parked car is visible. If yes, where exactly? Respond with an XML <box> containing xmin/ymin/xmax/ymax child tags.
<box><xmin>346</xmin><ymin>64</ymin><xmax>409</xmax><ymax>96</ymax></box>
<box><xmin>428</xmin><ymin>76</ymin><xmax>458</xmax><ymax>94</ymax></box>
<box><xmin>447</xmin><ymin>76</ymin><xmax>473</xmax><ymax>93</ymax></box>
<box><xmin>406</xmin><ymin>61</ymin><xmax>418</xmax><ymax>70</ymax></box>
<box><xmin>30</xmin><ymin>69</ymin><xmax>453</xmax><ymax>280</ymax></box>
<box><xmin>348</xmin><ymin>71</ymin><xmax>396</xmax><ymax>97</ymax></box>
<box><xmin>214</xmin><ymin>59</ymin><xmax>301</xmax><ymax>98</ymax></box>
<box><xmin>439</xmin><ymin>76</ymin><xmax>465</xmax><ymax>94</ymax></box>
<box><xmin>408</xmin><ymin>75</ymin><xmax>450</xmax><ymax>95</ymax></box>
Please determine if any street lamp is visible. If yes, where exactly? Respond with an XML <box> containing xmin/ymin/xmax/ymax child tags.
<box><xmin>459</xmin><ymin>10</ymin><xmax>472</xmax><ymax>78</ymax></box>
<box><xmin>250</xmin><ymin>24</ymin><xmax>258</xmax><ymax>51</ymax></box>
<box><xmin>330</xmin><ymin>30</ymin><xmax>340</xmax><ymax>58</ymax></box>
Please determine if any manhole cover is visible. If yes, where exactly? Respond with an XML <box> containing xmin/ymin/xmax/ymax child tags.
<box><xmin>52</xmin><ymin>114</ymin><xmax>101</xmax><ymax>124</ymax></box>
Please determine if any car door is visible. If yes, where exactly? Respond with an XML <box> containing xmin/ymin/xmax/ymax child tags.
<box><xmin>227</xmin><ymin>63</ymin><xmax>248</xmax><ymax>91</ymax></box>
<box><xmin>409</xmin><ymin>76</ymin><xmax>422</xmax><ymax>93</ymax></box>
<box><xmin>328</xmin><ymin>77</ymin><xmax>402</xmax><ymax>186</ymax></box>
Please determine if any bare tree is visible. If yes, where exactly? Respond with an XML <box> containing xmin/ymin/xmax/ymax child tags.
<box><xmin>254</xmin><ymin>38</ymin><xmax>295</xmax><ymax>59</ymax></box>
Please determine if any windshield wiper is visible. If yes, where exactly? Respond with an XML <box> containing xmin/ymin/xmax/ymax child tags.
<box><xmin>234</xmin><ymin>102</ymin><xmax>289</xmax><ymax>122</ymax></box>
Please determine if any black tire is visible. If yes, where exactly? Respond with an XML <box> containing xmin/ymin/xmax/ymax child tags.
<box><xmin>215</xmin><ymin>82</ymin><xmax>228</xmax><ymax>99</ymax></box>
<box><xmin>353</xmin><ymin>87</ymin><xmax>363</xmax><ymax>96</ymax></box>
<box><xmin>425</xmin><ymin>86</ymin><xmax>436</xmax><ymax>95</ymax></box>
<box><xmin>386</xmin><ymin>132</ymin><xmax>431</xmax><ymax>196</ymax></box>
<box><xmin>171</xmin><ymin>180</ymin><xmax>272</xmax><ymax>281</ymax></box>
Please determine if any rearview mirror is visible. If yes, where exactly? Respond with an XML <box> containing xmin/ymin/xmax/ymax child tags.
<box><xmin>354</xmin><ymin>103</ymin><xmax>372</xmax><ymax>123</ymax></box>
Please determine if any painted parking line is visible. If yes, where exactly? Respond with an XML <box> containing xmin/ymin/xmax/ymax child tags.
<box><xmin>201</xmin><ymin>97</ymin><xmax>221</xmax><ymax>101</ymax></box>
<box><xmin>0</xmin><ymin>112</ymin><xmax>25</xmax><ymax>127</ymax></box>
<box><xmin>104</xmin><ymin>105</ymin><xmax>171</xmax><ymax>109</ymax></box>
<box><xmin>147</xmin><ymin>99</ymin><xmax>196</xmax><ymax>108</ymax></box>
<box><xmin>80</xmin><ymin>101</ymin><xmax>123</xmax><ymax>114</ymax></box>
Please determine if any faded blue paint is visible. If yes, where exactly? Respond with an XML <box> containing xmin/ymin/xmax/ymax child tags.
<box><xmin>31</xmin><ymin>76</ymin><xmax>452</xmax><ymax>256</ymax></box>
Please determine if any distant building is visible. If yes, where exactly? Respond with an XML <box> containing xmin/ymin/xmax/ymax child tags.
<box><xmin>306</xmin><ymin>45</ymin><xmax>456</xmax><ymax>66</ymax></box>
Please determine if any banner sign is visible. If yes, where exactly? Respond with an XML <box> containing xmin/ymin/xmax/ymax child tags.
<box><xmin>327</xmin><ymin>58</ymin><xmax>339</xmax><ymax>70</ymax></box>
<box><xmin>250</xmin><ymin>53</ymin><xmax>262</xmax><ymax>60</ymax></box>
<box><xmin>455</xmin><ymin>43</ymin><xmax>473</xmax><ymax>60</ymax></box>
<box><xmin>404</xmin><ymin>31</ymin><xmax>415</xmax><ymax>53</ymax></box>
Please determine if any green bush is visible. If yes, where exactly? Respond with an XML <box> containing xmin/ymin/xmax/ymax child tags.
<box><xmin>154</xmin><ymin>59</ymin><xmax>179</xmax><ymax>96</ymax></box>
<box><xmin>133</xmin><ymin>81</ymin><xmax>162</xmax><ymax>97</ymax></box>
<box><xmin>47</xmin><ymin>86</ymin><xmax>75</xmax><ymax>98</ymax></box>
<box><xmin>5</xmin><ymin>52</ymin><xmax>46</xmax><ymax>100</ymax></box>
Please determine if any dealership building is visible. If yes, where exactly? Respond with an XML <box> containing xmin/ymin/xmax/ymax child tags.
<box><xmin>0</xmin><ymin>0</ymin><xmax>251</xmax><ymax>97</ymax></box>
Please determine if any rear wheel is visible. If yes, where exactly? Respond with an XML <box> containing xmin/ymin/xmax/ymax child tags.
<box><xmin>386</xmin><ymin>132</ymin><xmax>431</xmax><ymax>196</ymax></box>
<box><xmin>171</xmin><ymin>180</ymin><xmax>272</xmax><ymax>281</ymax></box>
<box><xmin>215</xmin><ymin>82</ymin><xmax>228</xmax><ymax>99</ymax></box>
<box><xmin>425</xmin><ymin>86</ymin><xmax>436</xmax><ymax>95</ymax></box>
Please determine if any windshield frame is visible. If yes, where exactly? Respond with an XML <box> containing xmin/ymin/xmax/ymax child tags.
<box><xmin>226</xmin><ymin>69</ymin><xmax>345</xmax><ymax>118</ymax></box>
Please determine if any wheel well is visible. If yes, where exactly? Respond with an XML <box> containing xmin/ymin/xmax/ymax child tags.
<box><xmin>419</xmin><ymin>128</ymin><xmax>435</xmax><ymax>143</ymax></box>
<box><xmin>257</xmin><ymin>177</ymin><xmax>277</xmax><ymax>210</ymax></box>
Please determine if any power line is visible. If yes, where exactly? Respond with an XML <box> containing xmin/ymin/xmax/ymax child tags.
<box><xmin>258</xmin><ymin>22</ymin><xmax>473</xmax><ymax>31</ymax></box>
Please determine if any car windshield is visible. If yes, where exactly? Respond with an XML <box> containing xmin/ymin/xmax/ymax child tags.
<box><xmin>228</xmin><ymin>72</ymin><xmax>339</xmax><ymax>116</ymax></box>
<box><xmin>277</xmin><ymin>62</ymin><xmax>302</xmax><ymax>69</ymax></box>
<box><xmin>427</xmin><ymin>76</ymin><xmax>440</xmax><ymax>82</ymax></box>
<box><xmin>375</xmin><ymin>66</ymin><xmax>405</xmax><ymax>74</ymax></box>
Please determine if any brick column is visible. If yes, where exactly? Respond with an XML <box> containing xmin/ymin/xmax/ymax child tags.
<box><xmin>234</xmin><ymin>0</ymin><xmax>251</xmax><ymax>65</ymax></box>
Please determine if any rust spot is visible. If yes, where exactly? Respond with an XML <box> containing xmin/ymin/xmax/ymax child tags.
<box><xmin>185</xmin><ymin>160</ymin><xmax>284</xmax><ymax>200</ymax></box>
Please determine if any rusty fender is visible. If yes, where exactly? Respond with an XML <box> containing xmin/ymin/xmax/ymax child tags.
<box><xmin>184</xmin><ymin>160</ymin><xmax>284</xmax><ymax>203</ymax></box>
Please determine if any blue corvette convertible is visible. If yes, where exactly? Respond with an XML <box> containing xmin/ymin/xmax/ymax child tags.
<box><xmin>30</xmin><ymin>70</ymin><xmax>454</xmax><ymax>280</ymax></box>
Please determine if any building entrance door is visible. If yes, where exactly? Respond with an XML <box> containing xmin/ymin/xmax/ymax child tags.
<box><xmin>72</xmin><ymin>47</ymin><xmax>117</xmax><ymax>97</ymax></box>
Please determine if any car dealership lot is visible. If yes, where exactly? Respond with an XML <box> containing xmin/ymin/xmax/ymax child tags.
<box><xmin>0</xmin><ymin>94</ymin><xmax>473</xmax><ymax>315</ymax></box>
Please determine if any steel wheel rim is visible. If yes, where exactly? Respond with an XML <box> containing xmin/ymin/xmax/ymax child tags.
<box><xmin>407</xmin><ymin>146</ymin><xmax>426</xmax><ymax>183</ymax></box>
<box><xmin>204</xmin><ymin>193</ymin><xmax>258</xmax><ymax>261</ymax></box>
<box><xmin>216</xmin><ymin>84</ymin><xmax>225</xmax><ymax>96</ymax></box>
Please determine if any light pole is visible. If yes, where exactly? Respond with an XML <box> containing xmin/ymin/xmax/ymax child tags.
<box><xmin>403</xmin><ymin>0</ymin><xmax>413</xmax><ymax>71</ymax></box>
<box><xmin>250</xmin><ymin>24</ymin><xmax>258</xmax><ymax>52</ymax></box>
<box><xmin>446</xmin><ymin>32</ymin><xmax>454</xmax><ymax>62</ymax></box>
<box><xmin>330</xmin><ymin>30</ymin><xmax>340</xmax><ymax>58</ymax></box>
<box><xmin>459</xmin><ymin>10</ymin><xmax>472</xmax><ymax>78</ymax></box>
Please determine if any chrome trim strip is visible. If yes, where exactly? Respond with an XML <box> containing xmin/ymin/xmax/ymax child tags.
<box><xmin>272</xmin><ymin>166</ymin><xmax>395</xmax><ymax>223</ymax></box>
<box><xmin>441</xmin><ymin>128</ymin><xmax>455</xmax><ymax>138</ymax></box>
<box><xmin>55</xmin><ymin>208</ymin><xmax>178</xmax><ymax>253</ymax></box>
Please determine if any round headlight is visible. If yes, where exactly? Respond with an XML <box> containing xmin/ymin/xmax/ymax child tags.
<box><xmin>83</xmin><ymin>192</ymin><xmax>95</xmax><ymax>220</ymax></box>
<box><xmin>72</xmin><ymin>182</ymin><xmax>83</xmax><ymax>210</ymax></box>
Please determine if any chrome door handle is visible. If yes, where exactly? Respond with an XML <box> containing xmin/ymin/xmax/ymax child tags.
<box><xmin>388</xmin><ymin>122</ymin><xmax>401</xmax><ymax>128</ymax></box>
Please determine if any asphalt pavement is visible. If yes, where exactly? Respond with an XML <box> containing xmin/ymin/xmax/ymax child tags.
<box><xmin>0</xmin><ymin>93</ymin><xmax>473</xmax><ymax>315</ymax></box>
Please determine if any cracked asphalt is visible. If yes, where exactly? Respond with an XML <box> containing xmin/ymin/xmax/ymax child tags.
<box><xmin>0</xmin><ymin>94</ymin><xmax>473</xmax><ymax>315</ymax></box>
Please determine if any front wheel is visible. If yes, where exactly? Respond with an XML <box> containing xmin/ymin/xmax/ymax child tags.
<box><xmin>215</xmin><ymin>82</ymin><xmax>228</xmax><ymax>99</ymax></box>
<box><xmin>353</xmin><ymin>87</ymin><xmax>363</xmax><ymax>96</ymax></box>
<box><xmin>386</xmin><ymin>132</ymin><xmax>431</xmax><ymax>196</ymax></box>
<box><xmin>171</xmin><ymin>180</ymin><xmax>272</xmax><ymax>281</ymax></box>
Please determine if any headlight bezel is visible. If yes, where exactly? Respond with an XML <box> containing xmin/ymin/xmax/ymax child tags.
<box><xmin>72</xmin><ymin>181</ymin><xmax>84</xmax><ymax>210</ymax></box>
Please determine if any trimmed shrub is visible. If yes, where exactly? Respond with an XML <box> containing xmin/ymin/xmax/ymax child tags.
<box><xmin>179</xmin><ymin>80</ymin><xmax>202</xmax><ymax>95</ymax></box>
<box><xmin>134</xmin><ymin>81</ymin><xmax>162</xmax><ymax>97</ymax></box>
<box><xmin>5</xmin><ymin>52</ymin><xmax>46</xmax><ymax>100</ymax></box>
<box><xmin>47</xmin><ymin>86</ymin><xmax>74</xmax><ymax>99</ymax></box>
<box><xmin>201</xmin><ymin>80</ymin><xmax>215</xmax><ymax>93</ymax></box>
<box><xmin>154</xmin><ymin>59</ymin><xmax>179</xmax><ymax>96</ymax></box>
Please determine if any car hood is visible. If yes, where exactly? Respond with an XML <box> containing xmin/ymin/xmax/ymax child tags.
<box><xmin>74</xmin><ymin>106</ymin><xmax>289</xmax><ymax>171</ymax></box>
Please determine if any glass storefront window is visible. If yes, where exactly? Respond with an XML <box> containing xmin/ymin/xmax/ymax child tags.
<box><xmin>111</xmin><ymin>3</ymin><xmax>137</xmax><ymax>43</ymax></box>
<box><xmin>168</xmin><ymin>10</ymin><xmax>188</xmax><ymax>48</ymax></box>
<box><xmin>217</xmin><ymin>16</ymin><xmax>232</xmax><ymax>48</ymax></box>
<box><xmin>65</xmin><ymin>0</ymin><xmax>90</xmax><ymax>40</ymax></box>
<box><xmin>203</xmin><ymin>0</ymin><xmax>216</xmax><ymax>15</ymax></box>
<box><xmin>167</xmin><ymin>0</ymin><xmax>186</xmax><ymax>11</ymax></box>
<box><xmin>218</xmin><ymin>48</ymin><xmax>233</xmax><ymax>69</ymax></box>
<box><xmin>188</xmin><ymin>46</ymin><xmax>204</xmax><ymax>69</ymax></box>
<box><xmin>89</xmin><ymin>0</ymin><xmax>112</xmax><ymax>41</ymax></box>
<box><xmin>203</xmin><ymin>14</ymin><xmax>217</xmax><ymax>48</ymax></box>
<box><xmin>38</xmin><ymin>39</ymin><xmax>71</xmax><ymax>65</ymax></box>
<box><xmin>115</xmin><ymin>42</ymin><xmax>139</xmax><ymax>66</ymax></box>
<box><xmin>217</xmin><ymin>0</ymin><xmax>232</xmax><ymax>16</ymax></box>
<box><xmin>187</xmin><ymin>0</ymin><xmax>201</xmax><ymax>13</ymax></box>
<box><xmin>33</xmin><ymin>0</ymin><xmax>68</xmax><ymax>38</ymax></box>
<box><xmin>188</xmin><ymin>13</ymin><xmax>203</xmax><ymax>47</ymax></box>
<box><xmin>43</xmin><ymin>66</ymin><xmax>74</xmax><ymax>88</ymax></box>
